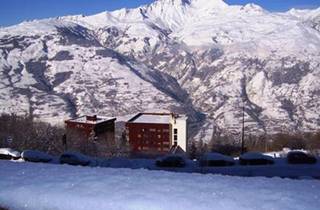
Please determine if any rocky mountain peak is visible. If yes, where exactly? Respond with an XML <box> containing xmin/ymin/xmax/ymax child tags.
<box><xmin>152</xmin><ymin>0</ymin><xmax>228</xmax><ymax>9</ymax></box>
<box><xmin>240</xmin><ymin>3</ymin><xmax>265</xmax><ymax>13</ymax></box>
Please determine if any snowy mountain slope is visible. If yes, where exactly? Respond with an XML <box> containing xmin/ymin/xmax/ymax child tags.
<box><xmin>1</xmin><ymin>0</ymin><xmax>320</xmax><ymax>142</ymax></box>
<box><xmin>0</xmin><ymin>19</ymin><xmax>200</xmax><ymax>128</ymax></box>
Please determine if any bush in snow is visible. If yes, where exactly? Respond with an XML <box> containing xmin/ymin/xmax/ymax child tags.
<box><xmin>59</xmin><ymin>152</ymin><xmax>94</xmax><ymax>166</ymax></box>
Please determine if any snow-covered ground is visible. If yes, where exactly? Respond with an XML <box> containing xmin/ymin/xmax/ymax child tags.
<box><xmin>0</xmin><ymin>160</ymin><xmax>320</xmax><ymax>210</ymax></box>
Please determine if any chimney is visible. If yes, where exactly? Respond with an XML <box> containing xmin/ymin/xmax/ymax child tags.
<box><xmin>86</xmin><ymin>115</ymin><xmax>97</xmax><ymax>121</ymax></box>
<box><xmin>171</xmin><ymin>112</ymin><xmax>177</xmax><ymax>124</ymax></box>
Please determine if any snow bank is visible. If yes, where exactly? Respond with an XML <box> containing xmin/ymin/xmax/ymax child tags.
<box><xmin>0</xmin><ymin>161</ymin><xmax>320</xmax><ymax>210</ymax></box>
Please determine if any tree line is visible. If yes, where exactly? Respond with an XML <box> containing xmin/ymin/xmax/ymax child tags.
<box><xmin>1</xmin><ymin>113</ymin><xmax>319</xmax><ymax>158</ymax></box>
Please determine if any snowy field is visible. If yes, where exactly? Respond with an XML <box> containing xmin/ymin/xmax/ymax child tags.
<box><xmin>1</xmin><ymin>160</ymin><xmax>320</xmax><ymax>210</ymax></box>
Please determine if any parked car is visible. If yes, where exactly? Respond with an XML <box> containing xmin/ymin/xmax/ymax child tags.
<box><xmin>239</xmin><ymin>152</ymin><xmax>274</xmax><ymax>165</ymax></box>
<box><xmin>0</xmin><ymin>148</ymin><xmax>21</xmax><ymax>160</ymax></box>
<box><xmin>155</xmin><ymin>155</ymin><xmax>186</xmax><ymax>167</ymax></box>
<box><xmin>287</xmin><ymin>151</ymin><xmax>317</xmax><ymax>164</ymax></box>
<box><xmin>199</xmin><ymin>153</ymin><xmax>235</xmax><ymax>167</ymax></box>
<box><xmin>21</xmin><ymin>150</ymin><xmax>54</xmax><ymax>163</ymax></box>
<box><xmin>59</xmin><ymin>152</ymin><xmax>92</xmax><ymax>166</ymax></box>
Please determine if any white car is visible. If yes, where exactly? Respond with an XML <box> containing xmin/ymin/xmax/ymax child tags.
<box><xmin>0</xmin><ymin>148</ymin><xmax>21</xmax><ymax>160</ymax></box>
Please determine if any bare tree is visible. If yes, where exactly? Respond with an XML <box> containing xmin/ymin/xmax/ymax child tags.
<box><xmin>0</xmin><ymin>113</ymin><xmax>65</xmax><ymax>155</ymax></box>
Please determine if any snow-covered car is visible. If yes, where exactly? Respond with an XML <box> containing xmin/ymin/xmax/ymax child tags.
<box><xmin>59</xmin><ymin>152</ymin><xmax>93</xmax><ymax>166</ymax></box>
<box><xmin>287</xmin><ymin>151</ymin><xmax>317</xmax><ymax>164</ymax></box>
<box><xmin>155</xmin><ymin>155</ymin><xmax>186</xmax><ymax>167</ymax></box>
<box><xmin>199</xmin><ymin>153</ymin><xmax>235</xmax><ymax>167</ymax></box>
<box><xmin>239</xmin><ymin>152</ymin><xmax>274</xmax><ymax>165</ymax></box>
<box><xmin>0</xmin><ymin>148</ymin><xmax>21</xmax><ymax>160</ymax></box>
<box><xmin>21</xmin><ymin>150</ymin><xmax>54</xmax><ymax>163</ymax></box>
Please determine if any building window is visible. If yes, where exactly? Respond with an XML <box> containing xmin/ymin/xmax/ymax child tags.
<box><xmin>137</xmin><ymin>134</ymin><xmax>142</xmax><ymax>138</ymax></box>
<box><xmin>163</xmin><ymin>129</ymin><xmax>169</xmax><ymax>133</ymax></box>
<box><xmin>158</xmin><ymin>134</ymin><xmax>161</xmax><ymax>139</ymax></box>
<box><xmin>150</xmin><ymin>128</ymin><xmax>156</xmax><ymax>132</ymax></box>
<box><xmin>173</xmin><ymin>129</ymin><xmax>178</xmax><ymax>145</ymax></box>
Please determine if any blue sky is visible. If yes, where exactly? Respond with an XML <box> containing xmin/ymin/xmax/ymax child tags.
<box><xmin>0</xmin><ymin>0</ymin><xmax>319</xmax><ymax>27</ymax></box>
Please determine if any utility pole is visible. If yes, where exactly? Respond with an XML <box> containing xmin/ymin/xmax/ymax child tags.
<box><xmin>241</xmin><ymin>102</ymin><xmax>245</xmax><ymax>154</ymax></box>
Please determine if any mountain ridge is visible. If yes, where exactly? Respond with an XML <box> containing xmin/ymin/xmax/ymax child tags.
<box><xmin>0</xmin><ymin>0</ymin><xmax>320</xmax><ymax>143</ymax></box>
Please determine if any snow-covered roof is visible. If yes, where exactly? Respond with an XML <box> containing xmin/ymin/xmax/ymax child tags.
<box><xmin>66</xmin><ymin>115</ymin><xmax>116</xmax><ymax>125</ymax></box>
<box><xmin>128</xmin><ymin>113</ymin><xmax>186</xmax><ymax>124</ymax></box>
<box><xmin>132</xmin><ymin>114</ymin><xmax>171</xmax><ymax>124</ymax></box>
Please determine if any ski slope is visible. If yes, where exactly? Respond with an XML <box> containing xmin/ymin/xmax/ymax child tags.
<box><xmin>0</xmin><ymin>160</ymin><xmax>319</xmax><ymax>210</ymax></box>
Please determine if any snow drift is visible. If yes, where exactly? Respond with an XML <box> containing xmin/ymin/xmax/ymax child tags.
<box><xmin>0</xmin><ymin>160</ymin><xmax>320</xmax><ymax>210</ymax></box>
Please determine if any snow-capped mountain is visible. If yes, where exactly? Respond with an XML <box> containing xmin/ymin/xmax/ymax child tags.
<box><xmin>1</xmin><ymin>0</ymin><xmax>320</xmax><ymax>142</ymax></box>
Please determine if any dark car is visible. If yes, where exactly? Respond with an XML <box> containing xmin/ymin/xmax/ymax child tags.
<box><xmin>287</xmin><ymin>151</ymin><xmax>317</xmax><ymax>164</ymax></box>
<box><xmin>0</xmin><ymin>148</ymin><xmax>21</xmax><ymax>160</ymax></box>
<box><xmin>60</xmin><ymin>152</ymin><xmax>92</xmax><ymax>166</ymax></box>
<box><xmin>21</xmin><ymin>150</ymin><xmax>53</xmax><ymax>163</ymax></box>
<box><xmin>239</xmin><ymin>152</ymin><xmax>274</xmax><ymax>165</ymax></box>
<box><xmin>199</xmin><ymin>153</ymin><xmax>235</xmax><ymax>167</ymax></box>
<box><xmin>156</xmin><ymin>155</ymin><xmax>186</xmax><ymax>167</ymax></box>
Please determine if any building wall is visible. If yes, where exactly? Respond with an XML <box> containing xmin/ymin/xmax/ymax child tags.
<box><xmin>170</xmin><ymin>117</ymin><xmax>187</xmax><ymax>152</ymax></box>
<box><xmin>65</xmin><ymin>121</ymin><xmax>95</xmax><ymax>137</ymax></box>
<box><xmin>126</xmin><ymin>123</ymin><xmax>171</xmax><ymax>154</ymax></box>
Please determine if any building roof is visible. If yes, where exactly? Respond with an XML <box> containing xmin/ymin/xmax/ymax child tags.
<box><xmin>128</xmin><ymin>113</ymin><xmax>187</xmax><ymax>125</ymax></box>
<box><xmin>65</xmin><ymin>115</ymin><xmax>116</xmax><ymax>125</ymax></box>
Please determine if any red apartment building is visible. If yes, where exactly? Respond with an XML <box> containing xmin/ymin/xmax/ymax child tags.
<box><xmin>126</xmin><ymin>113</ymin><xmax>187</xmax><ymax>155</ymax></box>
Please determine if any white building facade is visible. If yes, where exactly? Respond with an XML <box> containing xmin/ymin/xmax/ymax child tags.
<box><xmin>170</xmin><ymin>114</ymin><xmax>188</xmax><ymax>152</ymax></box>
